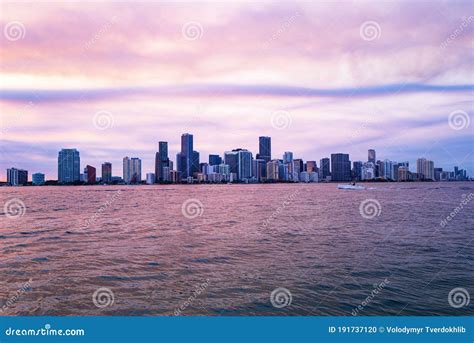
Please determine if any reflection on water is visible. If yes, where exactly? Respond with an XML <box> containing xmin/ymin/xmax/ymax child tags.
<box><xmin>0</xmin><ymin>183</ymin><xmax>473</xmax><ymax>316</ymax></box>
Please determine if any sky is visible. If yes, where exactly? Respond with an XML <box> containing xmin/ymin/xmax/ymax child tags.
<box><xmin>0</xmin><ymin>0</ymin><xmax>473</xmax><ymax>180</ymax></box>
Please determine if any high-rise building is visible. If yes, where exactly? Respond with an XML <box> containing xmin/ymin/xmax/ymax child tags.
<box><xmin>7</xmin><ymin>168</ymin><xmax>28</xmax><ymax>186</ymax></box>
<box><xmin>225</xmin><ymin>148</ymin><xmax>252</xmax><ymax>181</ymax></box>
<box><xmin>191</xmin><ymin>150</ymin><xmax>200</xmax><ymax>176</ymax></box>
<box><xmin>331</xmin><ymin>153</ymin><xmax>351</xmax><ymax>181</ymax></box>
<box><xmin>382</xmin><ymin>159</ymin><xmax>395</xmax><ymax>180</ymax></box>
<box><xmin>253</xmin><ymin>159</ymin><xmax>266</xmax><ymax>182</ymax></box>
<box><xmin>123</xmin><ymin>157</ymin><xmax>142</xmax><ymax>184</ymax></box>
<box><xmin>352</xmin><ymin>161</ymin><xmax>362</xmax><ymax>181</ymax></box>
<box><xmin>320</xmin><ymin>158</ymin><xmax>330</xmax><ymax>180</ymax></box>
<box><xmin>155</xmin><ymin>141</ymin><xmax>170</xmax><ymax>182</ymax></box>
<box><xmin>256</xmin><ymin>136</ymin><xmax>271</xmax><ymax>163</ymax></box>
<box><xmin>305</xmin><ymin>160</ymin><xmax>317</xmax><ymax>173</ymax></box>
<box><xmin>58</xmin><ymin>148</ymin><xmax>80</xmax><ymax>183</ymax></box>
<box><xmin>101</xmin><ymin>162</ymin><xmax>112</xmax><ymax>183</ymax></box>
<box><xmin>146</xmin><ymin>173</ymin><xmax>155</xmax><ymax>184</ymax></box>
<box><xmin>266</xmin><ymin>160</ymin><xmax>280</xmax><ymax>181</ymax></box>
<box><xmin>417</xmin><ymin>158</ymin><xmax>434</xmax><ymax>180</ymax></box>
<box><xmin>85</xmin><ymin>165</ymin><xmax>96</xmax><ymax>184</ymax></box>
<box><xmin>32</xmin><ymin>172</ymin><xmax>45</xmax><ymax>185</ymax></box>
<box><xmin>177</xmin><ymin>133</ymin><xmax>193</xmax><ymax>178</ymax></box>
<box><xmin>209</xmin><ymin>154</ymin><xmax>222</xmax><ymax>166</ymax></box>
<box><xmin>368</xmin><ymin>149</ymin><xmax>376</xmax><ymax>164</ymax></box>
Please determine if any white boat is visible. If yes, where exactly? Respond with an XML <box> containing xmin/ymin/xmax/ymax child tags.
<box><xmin>337</xmin><ymin>184</ymin><xmax>366</xmax><ymax>190</ymax></box>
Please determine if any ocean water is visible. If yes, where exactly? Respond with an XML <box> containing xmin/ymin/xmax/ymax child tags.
<box><xmin>1</xmin><ymin>183</ymin><xmax>473</xmax><ymax>316</ymax></box>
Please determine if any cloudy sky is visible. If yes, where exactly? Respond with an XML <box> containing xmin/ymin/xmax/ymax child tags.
<box><xmin>1</xmin><ymin>0</ymin><xmax>473</xmax><ymax>180</ymax></box>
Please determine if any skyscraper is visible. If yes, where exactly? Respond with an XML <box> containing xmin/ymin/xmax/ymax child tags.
<box><xmin>123</xmin><ymin>157</ymin><xmax>142</xmax><ymax>184</ymax></box>
<box><xmin>155</xmin><ymin>141</ymin><xmax>170</xmax><ymax>182</ymax></box>
<box><xmin>352</xmin><ymin>161</ymin><xmax>362</xmax><ymax>181</ymax></box>
<box><xmin>209</xmin><ymin>154</ymin><xmax>222</xmax><ymax>166</ymax></box>
<box><xmin>32</xmin><ymin>172</ymin><xmax>45</xmax><ymax>185</ymax></box>
<box><xmin>331</xmin><ymin>153</ymin><xmax>351</xmax><ymax>181</ymax></box>
<box><xmin>177</xmin><ymin>133</ymin><xmax>195</xmax><ymax>179</ymax></box>
<box><xmin>225</xmin><ymin>148</ymin><xmax>252</xmax><ymax>181</ymax></box>
<box><xmin>7</xmin><ymin>168</ymin><xmax>28</xmax><ymax>186</ymax></box>
<box><xmin>266</xmin><ymin>160</ymin><xmax>280</xmax><ymax>181</ymax></box>
<box><xmin>85</xmin><ymin>165</ymin><xmax>96</xmax><ymax>184</ymax></box>
<box><xmin>306</xmin><ymin>161</ymin><xmax>317</xmax><ymax>173</ymax></box>
<box><xmin>101</xmin><ymin>162</ymin><xmax>112</xmax><ymax>183</ymax></box>
<box><xmin>368</xmin><ymin>149</ymin><xmax>376</xmax><ymax>164</ymax></box>
<box><xmin>320</xmin><ymin>158</ymin><xmax>330</xmax><ymax>180</ymax></box>
<box><xmin>58</xmin><ymin>148</ymin><xmax>80</xmax><ymax>183</ymax></box>
<box><xmin>417</xmin><ymin>158</ymin><xmax>434</xmax><ymax>180</ymax></box>
<box><xmin>257</xmin><ymin>136</ymin><xmax>271</xmax><ymax>162</ymax></box>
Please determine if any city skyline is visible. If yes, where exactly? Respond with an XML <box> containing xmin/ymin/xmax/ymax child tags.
<box><xmin>3</xmin><ymin>132</ymin><xmax>470</xmax><ymax>183</ymax></box>
<box><xmin>1</xmin><ymin>1</ymin><xmax>473</xmax><ymax>180</ymax></box>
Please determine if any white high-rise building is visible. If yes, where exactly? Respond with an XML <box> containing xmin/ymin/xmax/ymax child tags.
<box><xmin>416</xmin><ymin>158</ymin><xmax>434</xmax><ymax>180</ymax></box>
<box><xmin>123</xmin><ymin>156</ymin><xmax>142</xmax><ymax>184</ymax></box>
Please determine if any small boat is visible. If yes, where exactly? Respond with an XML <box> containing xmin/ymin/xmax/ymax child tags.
<box><xmin>337</xmin><ymin>184</ymin><xmax>366</xmax><ymax>190</ymax></box>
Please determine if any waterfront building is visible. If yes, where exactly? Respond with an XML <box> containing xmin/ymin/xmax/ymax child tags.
<box><xmin>85</xmin><ymin>165</ymin><xmax>96</xmax><ymax>184</ymax></box>
<box><xmin>58</xmin><ymin>148</ymin><xmax>80</xmax><ymax>183</ymax></box>
<box><xmin>32</xmin><ymin>172</ymin><xmax>45</xmax><ymax>185</ymax></box>
<box><xmin>224</xmin><ymin>149</ymin><xmax>252</xmax><ymax>181</ymax></box>
<box><xmin>309</xmin><ymin>172</ymin><xmax>319</xmax><ymax>183</ymax></box>
<box><xmin>352</xmin><ymin>161</ymin><xmax>363</xmax><ymax>181</ymax></box>
<box><xmin>417</xmin><ymin>158</ymin><xmax>435</xmax><ymax>180</ymax></box>
<box><xmin>266</xmin><ymin>160</ymin><xmax>280</xmax><ymax>181</ymax></box>
<box><xmin>319</xmin><ymin>158</ymin><xmax>330</xmax><ymax>180</ymax></box>
<box><xmin>7</xmin><ymin>168</ymin><xmax>28</xmax><ymax>186</ymax></box>
<box><xmin>146</xmin><ymin>173</ymin><xmax>155</xmax><ymax>184</ymax></box>
<box><xmin>177</xmin><ymin>133</ymin><xmax>194</xmax><ymax>179</ymax></box>
<box><xmin>398</xmin><ymin>166</ymin><xmax>410</xmax><ymax>181</ymax></box>
<box><xmin>300</xmin><ymin>171</ymin><xmax>309</xmax><ymax>183</ymax></box>
<box><xmin>169</xmin><ymin>170</ymin><xmax>179</xmax><ymax>183</ymax></box>
<box><xmin>256</xmin><ymin>136</ymin><xmax>271</xmax><ymax>163</ymax></box>
<box><xmin>306</xmin><ymin>160</ymin><xmax>317</xmax><ymax>173</ymax></box>
<box><xmin>361</xmin><ymin>162</ymin><xmax>375</xmax><ymax>180</ymax></box>
<box><xmin>331</xmin><ymin>153</ymin><xmax>351</xmax><ymax>181</ymax></box>
<box><xmin>101</xmin><ymin>162</ymin><xmax>112</xmax><ymax>183</ymax></box>
<box><xmin>155</xmin><ymin>141</ymin><xmax>170</xmax><ymax>182</ymax></box>
<box><xmin>123</xmin><ymin>157</ymin><xmax>142</xmax><ymax>184</ymax></box>
<box><xmin>253</xmin><ymin>159</ymin><xmax>266</xmax><ymax>182</ymax></box>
